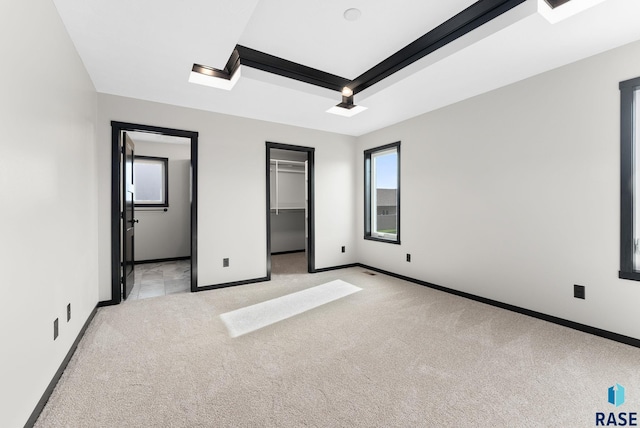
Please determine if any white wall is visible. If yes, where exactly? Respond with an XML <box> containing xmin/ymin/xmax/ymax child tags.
<box><xmin>97</xmin><ymin>94</ymin><xmax>357</xmax><ymax>299</ymax></box>
<box><xmin>133</xmin><ymin>140</ymin><xmax>191</xmax><ymax>261</ymax></box>
<box><xmin>357</xmin><ymin>39</ymin><xmax>640</xmax><ymax>341</ymax></box>
<box><xmin>0</xmin><ymin>1</ymin><xmax>99</xmax><ymax>426</ymax></box>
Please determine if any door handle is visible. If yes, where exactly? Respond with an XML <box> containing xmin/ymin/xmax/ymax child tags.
<box><xmin>132</xmin><ymin>218</ymin><xmax>139</xmax><ymax>224</ymax></box>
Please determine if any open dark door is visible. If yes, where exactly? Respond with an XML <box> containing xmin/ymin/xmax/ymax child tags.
<box><xmin>122</xmin><ymin>132</ymin><xmax>136</xmax><ymax>300</ymax></box>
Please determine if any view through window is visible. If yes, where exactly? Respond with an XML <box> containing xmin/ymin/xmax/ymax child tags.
<box><xmin>365</xmin><ymin>142</ymin><xmax>400</xmax><ymax>244</ymax></box>
<box><xmin>134</xmin><ymin>156</ymin><xmax>168</xmax><ymax>207</ymax></box>
<box><xmin>619</xmin><ymin>77</ymin><xmax>640</xmax><ymax>280</ymax></box>
<box><xmin>633</xmin><ymin>88</ymin><xmax>640</xmax><ymax>271</ymax></box>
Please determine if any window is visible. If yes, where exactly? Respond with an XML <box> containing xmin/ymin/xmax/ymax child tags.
<box><xmin>620</xmin><ymin>77</ymin><xmax>640</xmax><ymax>280</ymax></box>
<box><xmin>364</xmin><ymin>142</ymin><xmax>400</xmax><ymax>244</ymax></box>
<box><xmin>133</xmin><ymin>156</ymin><xmax>168</xmax><ymax>207</ymax></box>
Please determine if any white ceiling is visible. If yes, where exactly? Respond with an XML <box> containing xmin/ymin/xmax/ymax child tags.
<box><xmin>52</xmin><ymin>0</ymin><xmax>640</xmax><ymax>136</ymax></box>
<box><xmin>238</xmin><ymin>0</ymin><xmax>477</xmax><ymax>79</ymax></box>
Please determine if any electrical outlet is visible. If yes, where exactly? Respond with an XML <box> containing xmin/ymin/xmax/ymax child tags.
<box><xmin>341</xmin><ymin>246</ymin><xmax>345</xmax><ymax>253</ymax></box>
<box><xmin>406</xmin><ymin>254</ymin><xmax>411</xmax><ymax>262</ymax></box>
<box><xmin>574</xmin><ymin>284</ymin><xmax>585</xmax><ymax>299</ymax></box>
<box><xmin>67</xmin><ymin>303</ymin><xmax>71</xmax><ymax>322</ymax></box>
<box><xmin>53</xmin><ymin>318</ymin><xmax>59</xmax><ymax>340</ymax></box>
<box><xmin>223</xmin><ymin>258</ymin><xmax>229</xmax><ymax>267</ymax></box>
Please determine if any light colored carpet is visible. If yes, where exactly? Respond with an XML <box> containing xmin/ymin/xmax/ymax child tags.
<box><xmin>271</xmin><ymin>251</ymin><xmax>308</xmax><ymax>276</ymax></box>
<box><xmin>35</xmin><ymin>267</ymin><xmax>640</xmax><ymax>427</ymax></box>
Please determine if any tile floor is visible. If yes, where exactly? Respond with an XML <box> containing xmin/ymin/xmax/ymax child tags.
<box><xmin>125</xmin><ymin>254</ymin><xmax>306</xmax><ymax>301</ymax></box>
<box><xmin>127</xmin><ymin>259</ymin><xmax>191</xmax><ymax>301</ymax></box>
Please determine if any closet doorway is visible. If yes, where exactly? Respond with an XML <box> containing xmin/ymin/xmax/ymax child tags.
<box><xmin>266</xmin><ymin>142</ymin><xmax>315</xmax><ymax>277</ymax></box>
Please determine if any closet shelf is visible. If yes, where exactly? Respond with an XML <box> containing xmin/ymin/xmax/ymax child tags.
<box><xmin>269</xmin><ymin>168</ymin><xmax>305</xmax><ymax>174</ymax></box>
<box><xmin>270</xmin><ymin>158</ymin><xmax>307</xmax><ymax>215</ymax></box>
<box><xmin>270</xmin><ymin>159</ymin><xmax>306</xmax><ymax>165</ymax></box>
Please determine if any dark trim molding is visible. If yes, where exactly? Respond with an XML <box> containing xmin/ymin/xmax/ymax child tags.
<box><xmin>195</xmin><ymin>276</ymin><xmax>270</xmax><ymax>292</ymax></box>
<box><xmin>25</xmin><ymin>305</ymin><xmax>99</xmax><ymax>427</ymax></box>
<box><xmin>357</xmin><ymin>263</ymin><xmax>640</xmax><ymax>349</ymax></box>
<box><xmin>194</xmin><ymin>264</ymin><xmax>355</xmax><ymax>291</ymax></box>
<box><xmin>364</xmin><ymin>141</ymin><xmax>401</xmax><ymax>245</ymax></box>
<box><xmin>619</xmin><ymin>77</ymin><xmax>640</xmax><ymax>281</ymax></box>
<box><xmin>314</xmin><ymin>263</ymin><xmax>358</xmax><ymax>273</ymax></box>
<box><xmin>109</xmin><ymin>125</ymin><xmax>120</xmax><ymax>306</ymax></box>
<box><xmin>363</xmin><ymin>236</ymin><xmax>402</xmax><ymax>245</ymax></box>
<box><xmin>266</xmin><ymin>144</ymin><xmax>271</xmax><ymax>280</ymax></box>
<box><xmin>266</xmin><ymin>142</ymin><xmax>316</xmax><ymax>276</ymax></box>
<box><xmin>190</xmin><ymin>126</ymin><xmax>199</xmax><ymax>292</ymax></box>
<box><xmin>110</xmin><ymin>121</ymin><xmax>199</xmax><ymax>304</ymax></box>
<box><xmin>619</xmin><ymin>271</ymin><xmax>640</xmax><ymax>281</ymax></box>
<box><xmin>271</xmin><ymin>249</ymin><xmax>305</xmax><ymax>256</ymax></box>
<box><xmin>135</xmin><ymin>256</ymin><xmax>190</xmax><ymax>265</ymax></box>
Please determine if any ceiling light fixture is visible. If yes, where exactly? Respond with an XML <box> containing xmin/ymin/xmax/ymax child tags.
<box><xmin>327</xmin><ymin>87</ymin><xmax>367</xmax><ymax>117</ymax></box>
<box><xmin>343</xmin><ymin>8</ymin><xmax>361</xmax><ymax>22</ymax></box>
<box><xmin>188</xmin><ymin>63</ymin><xmax>241</xmax><ymax>90</ymax></box>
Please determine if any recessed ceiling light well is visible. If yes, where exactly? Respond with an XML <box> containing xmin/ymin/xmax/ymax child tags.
<box><xmin>343</xmin><ymin>8</ymin><xmax>361</xmax><ymax>22</ymax></box>
<box><xmin>326</xmin><ymin>104</ymin><xmax>367</xmax><ymax>118</ymax></box>
<box><xmin>327</xmin><ymin>88</ymin><xmax>367</xmax><ymax>118</ymax></box>
<box><xmin>538</xmin><ymin>0</ymin><xmax>606</xmax><ymax>24</ymax></box>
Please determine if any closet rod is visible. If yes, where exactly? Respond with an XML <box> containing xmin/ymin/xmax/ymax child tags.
<box><xmin>270</xmin><ymin>159</ymin><xmax>306</xmax><ymax>165</ymax></box>
<box><xmin>136</xmin><ymin>207</ymin><xmax>168</xmax><ymax>212</ymax></box>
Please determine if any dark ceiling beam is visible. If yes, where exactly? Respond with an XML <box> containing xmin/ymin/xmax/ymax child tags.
<box><xmin>222</xmin><ymin>0</ymin><xmax>530</xmax><ymax>96</ymax></box>
<box><xmin>349</xmin><ymin>0</ymin><xmax>527</xmax><ymax>95</ymax></box>
<box><xmin>544</xmin><ymin>0</ymin><xmax>572</xmax><ymax>8</ymax></box>
<box><xmin>235</xmin><ymin>45</ymin><xmax>351</xmax><ymax>93</ymax></box>
<box><xmin>224</xmin><ymin>49</ymin><xmax>241</xmax><ymax>75</ymax></box>
<box><xmin>192</xmin><ymin>49</ymin><xmax>241</xmax><ymax>82</ymax></box>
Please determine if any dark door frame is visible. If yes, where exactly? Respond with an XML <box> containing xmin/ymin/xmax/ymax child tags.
<box><xmin>122</xmin><ymin>133</ymin><xmax>136</xmax><ymax>300</ymax></box>
<box><xmin>107</xmin><ymin>121</ymin><xmax>199</xmax><ymax>305</ymax></box>
<box><xmin>266</xmin><ymin>142</ymin><xmax>315</xmax><ymax>277</ymax></box>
